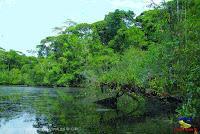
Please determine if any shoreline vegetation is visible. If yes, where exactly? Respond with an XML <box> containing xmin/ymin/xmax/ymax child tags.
<box><xmin>0</xmin><ymin>0</ymin><xmax>199</xmax><ymax>119</ymax></box>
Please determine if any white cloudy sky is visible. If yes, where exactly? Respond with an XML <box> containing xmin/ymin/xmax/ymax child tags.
<box><xmin>0</xmin><ymin>0</ymin><xmax>166</xmax><ymax>55</ymax></box>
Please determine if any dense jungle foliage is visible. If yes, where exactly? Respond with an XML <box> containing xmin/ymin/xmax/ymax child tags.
<box><xmin>0</xmin><ymin>0</ymin><xmax>199</xmax><ymax>118</ymax></box>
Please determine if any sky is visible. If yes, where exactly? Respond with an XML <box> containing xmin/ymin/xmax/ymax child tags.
<box><xmin>0</xmin><ymin>0</ymin><xmax>165</xmax><ymax>55</ymax></box>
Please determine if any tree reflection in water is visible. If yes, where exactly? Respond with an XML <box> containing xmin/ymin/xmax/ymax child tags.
<box><xmin>0</xmin><ymin>86</ymin><xmax>176</xmax><ymax>134</ymax></box>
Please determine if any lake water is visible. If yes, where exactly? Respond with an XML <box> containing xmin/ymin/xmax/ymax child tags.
<box><xmin>0</xmin><ymin>86</ymin><xmax>177</xmax><ymax>134</ymax></box>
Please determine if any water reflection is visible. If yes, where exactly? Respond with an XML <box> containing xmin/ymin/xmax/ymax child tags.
<box><xmin>0</xmin><ymin>114</ymin><xmax>37</xmax><ymax>134</ymax></box>
<box><xmin>0</xmin><ymin>86</ymin><xmax>176</xmax><ymax>134</ymax></box>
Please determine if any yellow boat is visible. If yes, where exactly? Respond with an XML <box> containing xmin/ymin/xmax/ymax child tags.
<box><xmin>179</xmin><ymin>120</ymin><xmax>192</xmax><ymax>128</ymax></box>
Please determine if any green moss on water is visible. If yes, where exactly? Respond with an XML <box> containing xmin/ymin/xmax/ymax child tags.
<box><xmin>117</xmin><ymin>93</ymin><xmax>146</xmax><ymax>116</ymax></box>
<box><xmin>117</xmin><ymin>94</ymin><xmax>138</xmax><ymax>114</ymax></box>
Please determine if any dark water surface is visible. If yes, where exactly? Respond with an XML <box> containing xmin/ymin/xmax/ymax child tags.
<box><xmin>0</xmin><ymin>86</ymin><xmax>176</xmax><ymax>134</ymax></box>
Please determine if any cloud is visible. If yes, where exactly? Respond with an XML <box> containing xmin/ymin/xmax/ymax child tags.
<box><xmin>108</xmin><ymin>0</ymin><xmax>145</xmax><ymax>9</ymax></box>
<box><xmin>108</xmin><ymin>0</ymin><xmax>166</xmax><ymax>8</ymax></box>
<box><xmin>105</xmin><ymin>0</ymin><xmax>171</xmax><ymax>15</ymax></box>
<box><xmin>104</xmin><ymin>0</ymin><xmax>150</xmax><ymax>15</ymax></box>
<box><xmin>0</xmin><ymin>0</ymin><xmax>16</xmax><ymax>8</ymax></box>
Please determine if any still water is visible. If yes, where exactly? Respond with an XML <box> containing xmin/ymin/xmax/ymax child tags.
<box><xmin>0</xmin><ymin>86</ymin><xmax>177</xmax><ymax>134</ymax></box>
